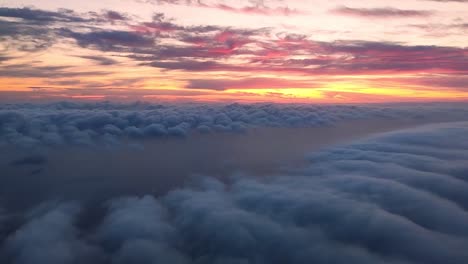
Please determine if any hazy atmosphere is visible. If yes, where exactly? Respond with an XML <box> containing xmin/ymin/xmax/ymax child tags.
<box><xmin>1</xmin><ymin>0</ymin><xmax>468</xmax><ymax>264</ymax></box>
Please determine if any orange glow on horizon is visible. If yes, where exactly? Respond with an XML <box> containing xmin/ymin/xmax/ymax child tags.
<box><xmin>2</xmin><ymin>77</ymin><xmax>468</xmax><ymax>103</ymax></box>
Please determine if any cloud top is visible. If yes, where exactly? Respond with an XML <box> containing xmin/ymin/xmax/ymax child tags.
<box><xmin>1</xmin><ymin>121</ymin><xmax>468</xmax><ymax>263</ymax></box>
<box><xmin>2</xmin><ymin>102</ymin><xmax>468</xmax><ymax>148</ymax></box>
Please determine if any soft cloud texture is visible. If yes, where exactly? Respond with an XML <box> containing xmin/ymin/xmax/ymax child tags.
<box><xmin>2</xmin><ymin>5</ymin><xmax>468</xmax><ymax>102</ymax></box>
<box><xmin>1</xmin><ymin>121</ymin><xmax>468</xmax><ymax>263</ymax></box>
<box><xmin>140</xmin><ymin>0</ymin><xmax>304</xmax><ymax>16</ymax></box>
<box><xmin>331</xmin><ymin>6</ymin><xmax>433</xmax><ymax>18</ymax></box>
<box><xmin>2</xmin><ymin>102</ymin><xmax>468</xmax><ymax>147</ymax></box>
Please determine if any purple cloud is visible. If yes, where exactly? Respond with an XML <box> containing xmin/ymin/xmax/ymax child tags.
<box><xmin>331</xmin><ymin>6</ymin><xmax>433</xmax><ymax>18</ymax></box>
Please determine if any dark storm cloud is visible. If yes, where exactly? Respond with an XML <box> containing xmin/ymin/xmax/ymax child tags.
<box><xmin>331</xmin><ymin>6</ymin><xmax>433</xmax><ymax>18</ymax></box>
<box><xmin>2</xmin><ymin>122</ymin><xmax>468</xmax><ymax>263</ymax></box>
<box><xmin>2</xmin><ymin>102</ymin><xmax>468</xmax><ymax>148</ymax></box>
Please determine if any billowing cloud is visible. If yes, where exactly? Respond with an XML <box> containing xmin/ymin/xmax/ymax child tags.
<box><xmin>1</xmin><ymin>203</ymin><xmax>102</xmax><ymax>264</ymax></box>
<box><xmin>1</xmin><ymin>102</ymin><xmax>468</xmax><ymax>148</ymax></box>
<box><xmin>1</xmin><ymin>121</ymin><xmax>468</xmax><ymax>263</ymax></box>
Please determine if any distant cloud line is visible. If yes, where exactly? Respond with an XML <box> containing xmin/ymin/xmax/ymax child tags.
<box><xmin>1</xmin><ymin>102</ymin><xmax>468</xmax><ymax>147</ymax></box>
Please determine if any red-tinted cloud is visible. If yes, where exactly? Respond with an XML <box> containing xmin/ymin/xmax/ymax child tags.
<box><xmin>3</xmin><ymin>6</ymin><xmax>468</xmax><ymax>98</ymax></box>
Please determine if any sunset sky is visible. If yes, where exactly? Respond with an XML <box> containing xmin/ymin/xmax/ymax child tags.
<box><xmin>1</xmin><ymin>0</ymin><xmax>467</xmax><ymax>103</ymax></box>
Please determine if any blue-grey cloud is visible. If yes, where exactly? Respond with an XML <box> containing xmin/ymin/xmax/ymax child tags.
<box><xmin>0</xmin><ymin>7</ymin><xmax>86</xmax><ymax>24</ymax></box>
<box><xmin>1</xmin><ymin>102</ymin><xmax>468</xmax><ymax>148</ymax></box>
<box><xmin>331</xmin><ymin>6</ymin><xmax>433</xmax><ymax>18</ymax></box>
<box><xmin>60</xmin><ymin>29</ymin><xmax>155</xmax><ymax>51</ymax></box>
<box><xmin>1</xmin><ymin>121</ymin><xmax>468</xmax><ymax>263</ymax></box>
<box><xmin>9</xmin><ymin>155</ymin><xmax>47</xmax><ymax>167</ymax></box>
<box><xmin>78</xmin><ymin>55</ymin><xmax>118</xmax><ymax>66</ymax></box>
<box><xmin>1</xmin><ymin>203</ymin><xmax>102</xmax><ymax>264</ymax></box>
<box><xmin>0</xmin><ymin>7</ymin><xmax>131</xmax><ymax>52</ymax></box>
<box><xmin>3</xmin><ymin>6</ymin><xmax>468</xmax><ymax>80</ymax></box>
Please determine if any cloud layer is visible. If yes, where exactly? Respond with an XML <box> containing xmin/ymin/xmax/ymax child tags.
<box><xmin>1</xmin><ymin>5</ymin><xmax>468</xmax><ymax>101</ymax></box>
<box><xmin>2</xmin><ymin>102</ymin><xmax>468</xmax><ymax>147</ymax></box>
<box><xmin>1</xmin><ymin>121</ymin><xmax>468</xmax><ymax>263</ymax></box>
<box><xmin>331</xmin><ymin>6</ymin><xmax>433</xmax><ymax>18</ymax></box>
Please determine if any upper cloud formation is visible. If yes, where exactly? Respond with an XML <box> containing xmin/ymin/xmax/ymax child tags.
<box><xmin>58</xmin><ymin>13</ymin><xmax>468</xmax><ymax>77</ymax></box>
<box><xmin>140</xmin><ymin>0</ymin><xmax>304</xmax><ymax>16</ymax></box>
<box><xmin>61</xmin><ymin>29</ymin><xmax>155</xmax><ymax>51</ymax></box>
<box><xmin>0</xmin><ymin>7</ymin><xmax>128</xmax><ymax>52</ymax></box>
<box><xmin>2</xmin><ymin>121</ymin><xmax>468</xmax><ymax>263</ymax></box>
<box><xmin>331</xmin><ymin>6</ymin><xmax>433</xmax><ymax>18</ymax></box>
<box><xmin>0</xmin><ymin>7</ymin><xmax>86</xmax><ymax>24</ymax></box>
<box><xmin>2</xmin><ymin>6</ymin><xmax>468</xmax><ymax>97</ymax></box>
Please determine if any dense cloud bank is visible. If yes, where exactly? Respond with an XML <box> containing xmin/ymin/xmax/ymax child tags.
<box><xmin>1</xmin><ymin>102</ymin><xmax>468</xmax><ymax>147</ymax></box>
<box><xmin>1</xmin><ymin>122</ymin><xmax>468</xmax><ymax>263</ymax></box>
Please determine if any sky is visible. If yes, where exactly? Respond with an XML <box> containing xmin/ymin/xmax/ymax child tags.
<box><xmin>0</xmin><ymin>0</ymin><xmax>467</xmax><ymax>103</ymax></box>
<box><xmin>2</xmin><ymin>1</ymin><xmax>468</xmax><ymax>261</ymax></box>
